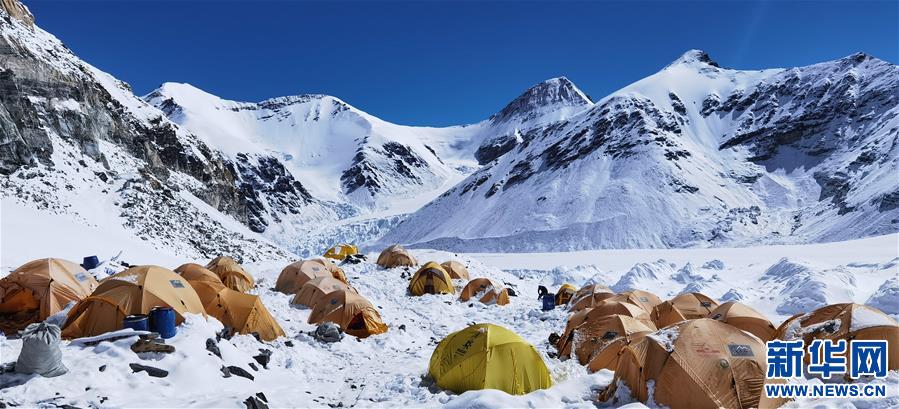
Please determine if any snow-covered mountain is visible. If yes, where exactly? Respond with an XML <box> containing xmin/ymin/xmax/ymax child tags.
<box><xmin>381</xmin><ymin>50</ymin><xmax>899</xmax><ymax>252</ymax></box>
<box><xmin>2</xmin><ymin>0</ymin><xmax>896</xmax><ymax>257</ymax></box>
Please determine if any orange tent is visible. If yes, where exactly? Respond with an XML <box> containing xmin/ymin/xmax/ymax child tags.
<box><xmin>562</xmin><ymin>314</ymin><xmax>654</xmax><ymax>364</ymax></box>
<box><xmin>311</xmin><ymin>257</ymin><xmax>349</xmax><ymax>284</ymax></box>
<box><xmin>0</xmin><ymin>258</ymin><xmax>99</xmax><ymax>333</ymax></box>
<box><xmin>308</xmin><ymin>289</ymin><xmax>387</xmax><ymax>338</ymax></box>
<box><xmin>292</xmin><ymin>277</ymin><xmax>355</xmax><ymax>308</ymax></box>
<box><xmin>605</xmin><ymin>290</ymin><xmax>662</xmax><ymax>313</ymax></box>
<box><xmin>602</xmin><ymin>319</ymin><xmax>787</xmax><ymax>409</ymax></box>
<box><xmin>570</xmin><ymin>284</ymin><xmax>616</xmax><ymax>312</ymax></box>
<box><xmin>459</xmin><ymin>278</ymin><xmax>509</xmax><ymax>306</ymax></box>
<box><xmin>189</xmin><ymin>280</ymin><xmax>228</xmax><ymax>306</ymax></box>
<box><xmin>174</xmin><ymin>263</ymin><xmax>222</xmax><ymax>285</ymax></box>
<box><xmin>61</xmin><ymin>265</ymin><xmax>206</xmax><ymax>338</ymax></box>
<box><xmin>555</xmin><ymin>283</ymin><xmax>577</xmax><ymax>305</ymax></box>
<box><xmin>376</xmin><ymin>245</ymin><xmax>418</xmax><ymax>268</ymax></box>
<box><xmin>275</xmin><ymin>260</ymin><xmax>332</xmax><ymax>294</ymax></box>
<box><xmin>652</xmin><ymin>292</ymin><xmax>719</xmax><ymax>328</ymax></box>
<box><xmin>775</xmin><ymin>303</ymin><xmax>899</xmax><ymax>371</ymax></box>
<box><xmin>440</xmin><ymin>261</ymin><xmax>471</xmax><ymax>280</ymax></box>
<box><xmin>558</xmin><ymin>302</ymin><xmax>656</xmax><ymax>357</ymax></box>
<box><xmin>206</xmin><ymin>256</ymin><xmax>255</xmax><ymax>292</ymax></box>
<box><xmin>203</xmin><ymin>287</ymin><xmax>285</xmax><ymax>341</ymax></box>
<box><xmin>708</xmin><ymin>302</ymin><xmax>777</xmax><ymax>341</ymax></box>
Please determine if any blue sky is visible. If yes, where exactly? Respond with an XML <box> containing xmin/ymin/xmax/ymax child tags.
<box><xmin>25</xmin><ymin>1</ymin><xmax>898</xmax><ymax>126</ymax></box>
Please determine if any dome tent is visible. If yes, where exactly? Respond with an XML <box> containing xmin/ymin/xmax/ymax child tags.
<box><xmin>651</xmin><ymin>292</ymin><xmax>719</xmax><ymax>328</ymax></box>
<box><xmin>61</xmin><ymin>265</ymin><xmax>206</xmax><ymax>339</ymax></box>
<box><xmin>204</xmin><ymin>287</ymin><xmax>285</xmax><ymax>341</ymax></box>
<box><xmin>569</xmin><ymin>284</ymin><xmax>616</xmax><ymax>312</ymax></box>
<box><xmin>292</xmin><ymin>276</ymin><xmax>355</xmax><ymax>308</ymax></box>
<box><xmin>440</xmin><ymin>261</ymin><xmax>470</xmax><ymax>280</ymax></box>
<box><xmin>555</xmin><ymin>283</ymin><xmax>577</xmax><ymax>305</ymax></box>
<box><xmin>429</xmin><ymin>323</ymin><xmax>552</xmax><ymax>395</ymax></box>
<box><xmin>560</xmin><ymin>314</ymin><xmax>654</xmax><ymax>364</ymax></box>
<box><xmin>276</xmin><ymin>260</ymin><xmax>332</xmax><ymax>294</ymax></box>
<box><xmin>708</xmin><ymin>301</ymin><xmax>777</xmax><ymax>341</ymax></box>
<box><xmin>376</xmin><ymin>244</ymin><xmax>418</xmax><ymax>268</ymax></box>
<box><xmin>206</xmin><ymin>256</ymin><xmax>255</xmax><ymax>292</ymax></box>
<box><xmin>605</xmin><ymin>289</ymin><xmax>662</xmax><ymax>313</ymax></box>
<box><xmin>409</xmin><ymin>262</ymin><xmax>455</xmax><ymax>296</ymax></box>
<box><xmin>775</xmin><ymin>303</ymin><xmax>899</xmax><ymax>371</ymax></box>
<box><xmin>308</xmin><ymin>289</ymin><xmax>387</xmax><ymax>338</ymax></box>
<box><xmin>0</xmin><ymin>258</ymin><xmax>99</xmax><ymax>334</ymax></box>
<box><xmin>557</xmin><ymin>302</ymin><xmax>656</xmax><ymax>358</ymax></box>
<box><xmin>311</xmin><ymin>257</ymin><xmax>349</xmax><ymax>284</ymax></box>
<box><xmin>603</xmin><ymin>318</ymin><xmax>788</xmax><ymax>409</ymax></box>
<box><xmin>459</xmin><ymin>278</ymin><xmax>509</xmax><ymax>306</ymax></box>
<box><xmin>174</xmin><ymin>263</ymin><xmax>222</xmax><ymax>285</ymax></box>
<box><xmin>323</xmin><ymin>243</ymin><xmax>358</xmax><ymax>261</ymax></box>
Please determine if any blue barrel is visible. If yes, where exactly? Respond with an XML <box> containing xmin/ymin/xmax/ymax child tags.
<box><xmin>149</xmin><ymin>307</ymin><xmax>177</xmax><ymax>339</ymax></box>
<box><xmin>541</xmin><ymin>293</ymin><xmax>556</xmax><ymax>311</ymax></box>
<box><xmin>123</xmin><ymin>314</ymin><xmax>149</xmax><ymax>331</ymax></box>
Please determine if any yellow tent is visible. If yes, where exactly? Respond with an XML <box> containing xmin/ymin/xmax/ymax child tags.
<box><xmin>555</xmin><ymin>283</ymin><xmax>577</xmax><ymax>305</ymax></box>
<box><xmin>323</xmin><ymin>243</ymin><xmax>359</xmax><ymax>261</ymax></box>
<box><xmin>204</xmin><ymin>287</ymin><xmax>285</xmax><ymax>341</ymax></box>
<box><xmin>409</xmin><ymin>262</ymin><xmax>455</xmax><ymax>296</ymax></box>
<box><xmin>206</xmin><ymin>256</ymin><xmax>255</xmax><ymax>292</ymax></box>
<box><xmin>311</xmin><ymin>257</ymin><xmax>349</xmax><ymax>284</ymax></box>
<box><xmin>429</xmin><ymin>323</ymin><xmax>552</xmax><ymax>395</ymax></box>
<box><xmin>61</xmin><ymin>265</ymin><xmax>206</xmax><ymax>338</ymax></box>
<box><xmin>0</xmin><ymin>258</ymin><xmax>99</xmax><ymax>334</ymax></box>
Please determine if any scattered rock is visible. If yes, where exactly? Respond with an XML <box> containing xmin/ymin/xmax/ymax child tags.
<box><xmin>129</xmin><ymin>363</ymin><xmax>168</xmax><ymax>378</ymax></box>
<box><xmin>253</xmin><ymin>349</ymin><xmax>271</xmax><ymax>369</ymax></box>
<box><xmin>206</xmin><ymin>338</ymin><xmax>222</xmax><ymax>359</ymax></box>
<box><xmin>223</xmin><ymin>365</ymin><xmax>255</xmax><ymax>381</ymax></box>
<box><xmin>244</xmin><ymin>395</ymin><xmax>268</xmax><ymax>409</ymax></box>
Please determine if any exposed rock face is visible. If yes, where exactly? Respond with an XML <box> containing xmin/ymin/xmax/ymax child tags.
<box><xmin>0</xmin><ymin>0</ymin><xmax>32</xmax><ymax>28</ymax></box>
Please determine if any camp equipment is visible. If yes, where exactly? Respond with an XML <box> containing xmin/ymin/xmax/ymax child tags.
<box><xmin>408</xmin><ymin>262</ymin><xmax>455</xmax><ymax>296</ymax></box>
<box><xmin>428</xmin><ymin>323</ymin><xmax>552</xmax><ymax>395</ymax></box>
<box><xmin>123</xmin><ymin>314</ymin><xmax>150</xmax><ymax>331</ymax></box>
<box><xmin>376</xmin><ymin>244</ymin><xmax>418</xmax><ymax>268</ymax></box>
<box><xmin>61</xmin><ymin>265</ymin><xmax>205</xmax><ymax>338</ymax></box>
<box><xmin>15</xmin><ymin>322</ymin><xmax>67</xmax><ymax>377</ymax></box>
<box><xmin>150</xmin><ymin>306</ymin><xmax>177</xmax><ymax>338</ymax></box>
<box><xmin>206</xmin><ymin>256</ymin><xmax>255</xmax><ymax>292</ymax></box>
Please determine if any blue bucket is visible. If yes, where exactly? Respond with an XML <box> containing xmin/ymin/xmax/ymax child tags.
<box><xmin>149</xmin><ymin>307</ymin><xmax>177</xmax><ymax>339</ymax></box>
<box><xmin>541</xmin><ymin>293</ymin><xmax>556</xmax><ymax>311</ymax></box>
<box><xmin>123</xmin><ymin>314</ymin><xmax>149</xmax><ymax>331</ymax></box>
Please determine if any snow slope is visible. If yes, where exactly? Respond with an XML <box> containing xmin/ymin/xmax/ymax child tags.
<box><xmin>1</xmin><ymin>222</ymin><xmax>896</xmax><ymax>407</ymax></box>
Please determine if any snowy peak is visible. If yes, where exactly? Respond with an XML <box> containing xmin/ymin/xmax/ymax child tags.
<box><xmin>665</xmin><ymin>49</ymin><xmax>720</xmax><ymax>69</ymax></box>
<box><xmin>489</xmin><ymin>76</ymin><xmax>593</xmax><ymax>126</ymax></box>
